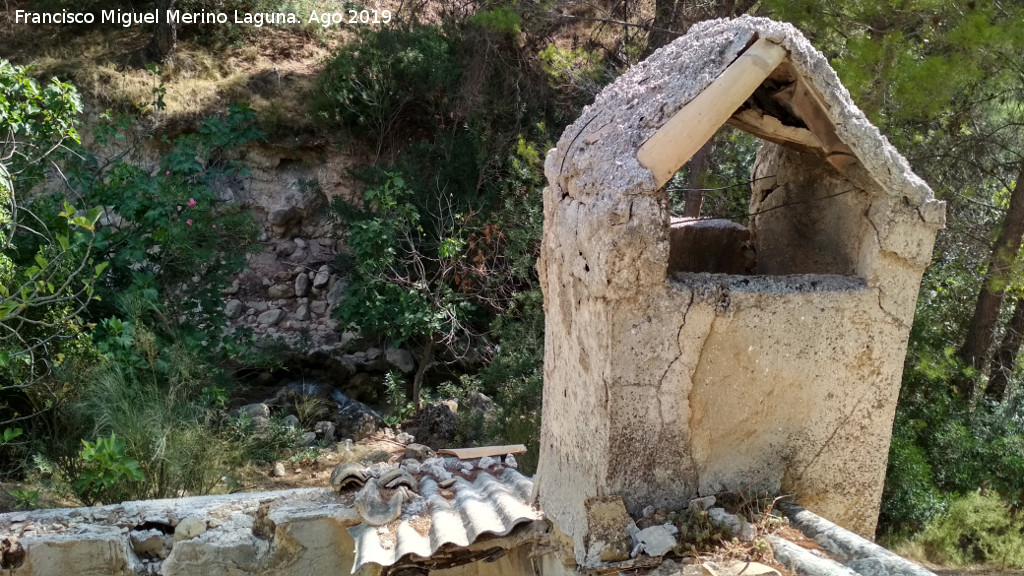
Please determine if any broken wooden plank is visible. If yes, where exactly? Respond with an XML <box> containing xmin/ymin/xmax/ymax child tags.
<box><xmin>784</xmin><ymin>76</ymin><xmax>857</xmax><ymax>172</ymax></box>
<box><xmin>437</xmin><ymin>445</ymin><xmax>527</xmax><ymax>460</ymax></box>
<box><xmin>726</xmin><ymin>108</ymin><xmax>822</xmax><ymax>153</ymax></box>
<box><xmin>637</xmin><ymin>37</ymin><xmax>787</xmax><ymax>189</ymax></box>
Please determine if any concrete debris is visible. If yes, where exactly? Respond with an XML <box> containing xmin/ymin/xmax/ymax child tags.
<box><xmin>420</xmin><ymin>457</ymin><xmax>452</xmax><ymax>481</ymax></box>
<box><xmin>129</xmin><ymin>529</ymin><xmax>171</xmax><ymax>560</ymax></box>
<box><xmin>172</xmin><ymin>516</ymin><xmax>207</xmax><ymax>542</ymax></box>
<box><xmin>582</xmin><ymin>497</ymin><xmax>637</xmax><ymax>566</ymax></box>
<box><xmin>689</xmin><ymin>496</ymin><xmax>716</xmax><ymax>511</ymax></box>
<box><xmin>630</xmin><ymin>523</ymin><xmax>679</xmax><ymax>557</ymax></box>
<box><xmin>504</xmin><ymin>454</ymin><xmax>518</xmax><ymax>469</ymax></box>
<box><xmin>403</xmin><ymin>443</ymin><xmax>434</xmax><ymax>462</ymax></box>
<box><xmin>0</xmin><ymin>536</ymin><xmax>25</xmax><ymax>570</ymax></box>
<box><xmin>707</xmin><ymin>508</ymin><xmax>756</xmax><ymax>542</ymax></box>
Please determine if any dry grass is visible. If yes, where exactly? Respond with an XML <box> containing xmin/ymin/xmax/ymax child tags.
<box><xmin>0</xmin><ymin>1</ymin><xmax>346</xmax><ymax>137</ymax></box>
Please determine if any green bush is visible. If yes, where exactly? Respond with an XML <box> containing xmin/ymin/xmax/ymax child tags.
<box><xmin>314</xmin><ymin>25</ymin><xmax>461</xmax><ymax>155</ymax></box>
<box><xmin>466</xmin><ymin>8</ymin><xmax>521</xmax><ymax>35</ymax></box>
<box><xmin>74</xmin><ymin>433</ymin><xmax>144</xmax><ymax>506</ymax></box>
<box><xmin>21</xmin><ymin>105</ymin><xmax>275</xmax><ymax>502</ymax></box>
<box><xmin>64</xmin><ymin>299</ymin><xmax>241</xmax><ymax>502</ymax></box>
<box><xmin>316</xmin><ymin>18</ymin><xmax>571</xmax><ymax>465</ymax></box>
<box><xmin>881</xmin><ymin>259</ymin><xmax>1024</xmax><ymax>535</ymax></box>
<box><xmin>880</xmin><ymin>430</ymin><xmax>945</xmax><ymax>536</ymax></box>
<box><xmin>918</xmin><ymin>492</ymin><xmax>1024</xmax><ymax>568</ymax></box>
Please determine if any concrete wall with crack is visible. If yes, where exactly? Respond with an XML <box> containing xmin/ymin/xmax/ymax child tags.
<box><xmin>534</xmin><ymin>16</ymin><xmax>944</xmax><ymax>563</ymax></box>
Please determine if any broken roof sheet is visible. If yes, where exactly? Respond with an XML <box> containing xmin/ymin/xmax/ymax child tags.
<box><xmin>347</xmin><ymin>464</ymin><xmax>540</xmax><ymax>572</ymax></box>
<box><xmin>546</xmin><ymin>16</ymin><xmax>941</xmax><ymax>223</ymax></box>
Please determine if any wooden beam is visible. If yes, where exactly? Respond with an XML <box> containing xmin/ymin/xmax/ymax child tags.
<box><xmin>726</xmin><ymin>108</ymin><xmax>822</xmax><ymax>153</ymax></box>
<box><xmin>784</xmin><ymin>76</ymin><xmax>856</xmax><ymax>172</ymax></box>
<box><xmin>637</xmin><ymin>38</ymin><xmax>787</xmax><ymax>189</ymax></box>
<box><xmin>437</xmin><ymin>444</ymin><xmax>527</xmax><ymax>460</ymax></box>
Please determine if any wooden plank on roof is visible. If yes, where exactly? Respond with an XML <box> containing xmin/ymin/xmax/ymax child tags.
<box><xmin>637</xmin><ymin>37</ymin><xmax>788</xmax><ymax>189</ymax></box>
<box><xmin>437</xmin><ymin>445</ymin><xmax>527</xmax><ymax>460</ymax></box>
<box><xmin>784</xmin><ymin>76</ymin><xmax>857</xmax><ymax>172</ymax></box>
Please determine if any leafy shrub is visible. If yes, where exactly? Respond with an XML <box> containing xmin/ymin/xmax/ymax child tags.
<box><xmin>314</xmin><ymin>25</ymin><xmax>461</xmax><ymax>155</ymax></box>
<box><xmin>917</xmin><ymin>492</ymin><xmax>1024</xmax><ymax>568</ymax></box>
<box><xmin>73</xmin><ymin>433</ymin><xmax>144</xmax><ymax>506</ymax></box>
<box><xmin>316</xmin><ymin>14</ymin><xmax>591</xmax><ymax>469</ymax></box>
<box><xmin>475</xmin><ymin>289</ymin><xmax>544</xmax><ymax>473</ymax></box>
<box><xmin>880</xmin><ymin>430</ymin><xmax>945</xmax><ymax>536</ymax></box>
<box><xmin>9</xmin><ymin>489</ymin><xmax>39</xmax><ymax>509</ymax></box>
<box><xmin>466</xmin><ymin>8</ymin><xmax>521</xmax><ymax>35</ymax></box>
<box><xmin>538</xmin><ymin>44</ymin><xmax>607</xmax><ymax>93</ymax></box>
<box><xmin>67</xmin><ymin>302</ymin><xmax>244</xmax><ymax>502</ymax></box>
<box><xmin>0</xmin><ymin>62</ymin><xmax>108</xmax><ymax>440</ymax></box>
<box><xmin>82</xmin><ymin>105</ymin><xmax>261</xmax><ymax>312</ymax></box>
<box><xmin>25</xmin><ymin>106</ymin><xmax>273</xmax><ymax>502</ymax></box>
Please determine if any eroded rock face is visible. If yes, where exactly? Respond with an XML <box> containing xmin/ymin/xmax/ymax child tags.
<box><xmin>534</xmin><ymin>16</ymin><xmax>944</xmax><ymax>563</ymax></box>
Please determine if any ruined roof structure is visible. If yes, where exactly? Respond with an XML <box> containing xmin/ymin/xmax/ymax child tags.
<box><xmin>534</xmin><ymin>15</ymin><xmax>945</xmax><ymax>567</ymax></box>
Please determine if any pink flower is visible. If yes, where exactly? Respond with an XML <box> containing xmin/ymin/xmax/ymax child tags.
<box><xmin>186</xmin><ymin>219</ymin><xmax>193</xmax><ymax>226</ymax></box>
<box><xmin>211</xmin><ymin>224</ymin><xmax>217</xmax><ymax>229</ymax></box>
<box><xmin>187</xmin><ymin>198</ymin><xmax>197</xmax><ymax>207</ymax></box>
<box><xmin>165</xmin><ymin>171</ymin><xmax>170</xmax><ymax>176</ymax></box>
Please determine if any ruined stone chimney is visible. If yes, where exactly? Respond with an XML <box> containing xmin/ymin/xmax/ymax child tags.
<box><xmin>534</xmin><ymin>16</ymin><xmax>944</xmax><ymax>566</ymax></box>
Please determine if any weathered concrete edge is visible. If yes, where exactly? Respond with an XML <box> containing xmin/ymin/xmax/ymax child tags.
<box><xmin>0</xmin><ymin>487</ymin><xmax>554</xmax><ymax>576</ymax></box>
<box><xmin>0</xmin><ymin>488</ymin><xmax>362</xmax><ymax>575</ymax></box>
<box><xmin>777</xmin><ymin>503</ymin><xmax>937</xmax><ymax>576</ymax></box>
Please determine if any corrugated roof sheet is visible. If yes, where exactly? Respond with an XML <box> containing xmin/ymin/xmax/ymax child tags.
<box><xmin>348</xmin><ymin>465</ymin><xmax>541</xmax><ymax>572</ymax></box>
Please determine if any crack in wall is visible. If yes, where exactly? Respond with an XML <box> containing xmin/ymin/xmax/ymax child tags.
<box><xmin>790</xmin><ymin>389</ymin><xmax>870</xmax><ymax>485</ymax></box>
<box><xmin>685</xmin><ymin>309</ymin><xmax>719</xmax><ymax>494</ymax></box>
<box><xmin>875</xmin><ymin>288</ymin><xmax>909</xmax><ymax>330</ymax></box>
